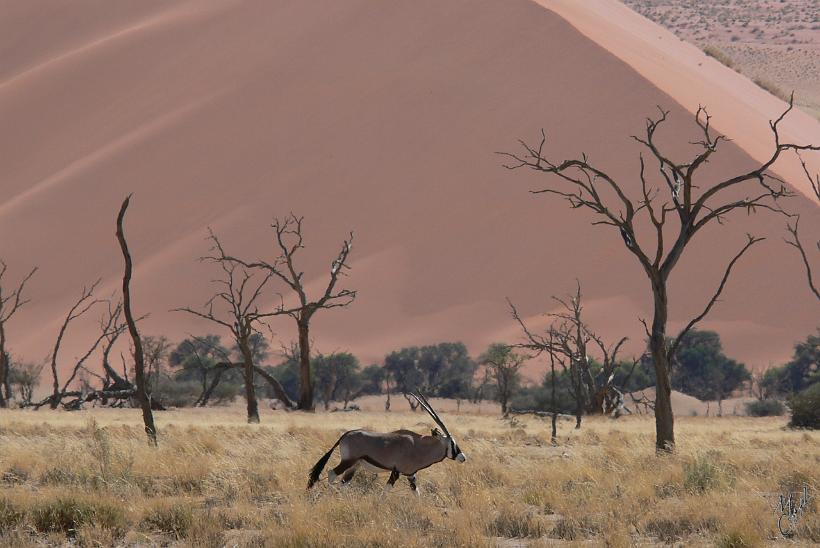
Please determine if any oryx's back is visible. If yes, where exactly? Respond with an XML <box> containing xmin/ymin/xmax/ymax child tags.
<box><xmin>340</xmin><ymin>429</ymin><xmax>439</xmax><ymax>475</ymax></box>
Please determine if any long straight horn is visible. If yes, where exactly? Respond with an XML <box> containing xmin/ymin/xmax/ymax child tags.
<box><xmin>411</xmin><ymin>392</ymin><xmax>452</xmax><ymax>437</ymax></box>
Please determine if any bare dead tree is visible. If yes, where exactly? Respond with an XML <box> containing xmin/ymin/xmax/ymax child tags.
<box><xmin>99</xmin><ymin>302</ymin><xmax>130</xmax><ymax>391</ymax></box>
<box><xmin>784</xmin><ymin>153</ymin><xmax>820</xmax><ymax>300</ymax></box>
<box><xmin>403</xmin><ymin>391</ymin><xmax>421</xmax><ymax>411</ymax></box>
<box><xmin>630</xmin><ymin>392</ymin><xmax>655</xmax><ymax>415</ymax></box>
<box><xmin>117</xmin><ymin>195</ymin><xmax>157</xmax><ymax>446</ymax></box>
<box><xmin>56</xmin><ymin>301</ymin><xmax>124</xmax><ymax>407</ymax></box>
<box><xmin>384</xmin><ymin>369</ymin><xmax>392</xmax><ymax>412</ymax></box>
<box><xmin>547</xmin><ymin>329</ymin><xmax>558</xmax><ymax>444</ymax></box>
<box><xmin>177</xmin><ymin>229</ymin><xmax>295</xmax><ymax>422</ymax></box>
<box><xmin>218</xmin><ymin>214</ymin><xmax>356</xmax><ymax>410</ymax></box>
<box><xmin>509</xmin><ymin>283</ymin><xmax>630</xmax><ymax>429</ymax></box>
<box><xmin>40</xmin><ymin>280</ymin><xmax>104</xmax><ymax>408</ymax></box>
<box><xmin>0</xmin><ymin>262</ymin><xmax>37</xmax><ymax>407</ymax></box>
<box><xmin>500</xmin><ymin>96</ymin><xmax>817</xmax><ymax>451</ymax></box>
<box><xmin>30</xmin><ymin>297</ymin><xmax>139</xmax><ymax>410</ymax></box>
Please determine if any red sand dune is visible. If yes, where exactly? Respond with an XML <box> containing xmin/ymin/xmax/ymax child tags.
<box><xmin>1</xmin><ymin>0</ymin><xmax>817</xmax><ymax>381</ymax></box>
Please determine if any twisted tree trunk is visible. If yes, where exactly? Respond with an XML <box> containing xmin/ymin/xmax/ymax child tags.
<box><xmin>650</xmin><ymin>279</ymin><xmax>674</xmax><ymax>452</ymax></box>
<box><xmin>297</xmin><ymin>320</ymin><xmax>313</xmax><ymax>410</ymax></box>
<box><xmin>117</xmin><ymin>195</ymin><xmax>157</xmax><ymax>446</ymax></box>
<box><xmin>238</xmin><ymin>332</ymin><xmax>260</xmax><ymax>423</ymax></box>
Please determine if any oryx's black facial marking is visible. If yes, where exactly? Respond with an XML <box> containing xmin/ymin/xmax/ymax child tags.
<box><xmin>410</xmin><ymin>391</ymin><xmax>467</xmax><ymax>464</ymax></box>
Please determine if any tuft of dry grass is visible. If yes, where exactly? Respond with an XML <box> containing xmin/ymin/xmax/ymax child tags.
<box><xmin>704</xmin><ymin>45</ymin><xmax>737</xmax><ymax>69</ymax></box>
<box><xmin>0</xmin><ymin>407</ymin><xmax>817</xmax><ymax>546</ymax></box>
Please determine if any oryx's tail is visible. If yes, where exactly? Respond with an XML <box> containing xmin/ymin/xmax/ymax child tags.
<box><xmin>307</xmin><ymin>433</ymin><xmax>346</xmax><ymax>489</ymax></box>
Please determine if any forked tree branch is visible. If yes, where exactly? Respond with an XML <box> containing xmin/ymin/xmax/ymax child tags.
<box><xmin>0</xmin><ymin>262</ymin><xmax>38</xmax><ymax>323</ymax></box>
<box><xmin>785</xmin><ymin>217</ymin><xmax>819</xmax><ymax>301</ymax></box>
<box><xmin>670</xmin><ymin>234</ymin><xmax>764</xmax><ymax>357</ymax></box>
<box><xmin>783</xmin><ymin>152</ymin><xmax>820</xmax><ymax>301</ymax></box>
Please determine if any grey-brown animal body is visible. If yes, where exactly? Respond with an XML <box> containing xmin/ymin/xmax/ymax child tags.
<box><xmin>307</xmin><ymin>393</ymin><xmax>466</xmax><ymax>494</ymax></box>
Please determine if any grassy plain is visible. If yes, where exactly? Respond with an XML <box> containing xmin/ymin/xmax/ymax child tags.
<box><xmin>0</xmin><ymin>406</ymin><xmax>818</xmax><ymax>546</ymax></box>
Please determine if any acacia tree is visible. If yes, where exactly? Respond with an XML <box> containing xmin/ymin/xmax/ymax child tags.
<box><xmin>479</xmin><ymin>343</ymin><xmax>525</xmax><ymax>415</ymax></box>
<box><xmin>501</xmin><ymin>97</ymin><xmax>818</xmax><ymax>451</ymax></box>
<box><xmin>220</xmin><ymin>214</ymin><xmax>356</xmax><ymax>410</ymax></box>
<box><xmin>0</xmin><ymin>262</ymin><xmax>37</xmax><ymax>407</ymax></box>
<box><xmin>178</xmin><ymin>230</ymin><xmax>295</xmax><ymax>422</ymax></box>
<box><xmin>9</xmin><ymin>361</ymin><xmax>43</xmax><ymax>406</ymax></box>
<box><xmin>169</xmin><ymin>336</ymin><xmax>230</xmax><ymax>404</ymax></box>
<box><xmin>141</xmin><ymin>335</ymin><xmax>171</xmax><ymax>395</ymax></box>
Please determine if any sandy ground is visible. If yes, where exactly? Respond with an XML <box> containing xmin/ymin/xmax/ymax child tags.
<box><xmin>622</xmin><ymin>0</ymin><xmax>820</xmax><ymax>119</ymax></box>
<box><xmin>0</xmin><ymin>1</ymin><xmax>817</xmax><ymax>385</ymax></box>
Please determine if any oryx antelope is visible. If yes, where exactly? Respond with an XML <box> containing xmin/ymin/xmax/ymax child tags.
<box><xmin>307</xmin><ymin>392</ymin><xmax>466</xmax><ymax>494</ymax></box>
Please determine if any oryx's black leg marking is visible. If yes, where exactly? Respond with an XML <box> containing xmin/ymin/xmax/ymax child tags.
<box><xmin>386</xmin><ymin>468</ymin><xmax>400</xmax><ymax>488</ymax></box>
<box><xmin>329</xmin><ymin>459</ymin><xmax>357</xmax><ymax>482</ymax></box>
<box><xmin>340</xmin><ymin>468</ymin><xmax>356</xmax><ymax>484</ymax></box>
<box><xmin>407</xmin><ymin>474</ymin><xmax>418</xmax><ymax>492</ymax></box>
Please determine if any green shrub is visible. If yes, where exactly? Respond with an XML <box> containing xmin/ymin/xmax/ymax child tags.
<box><xmin>788</xmin><ymin>383</ymin><xmax>820</xmax><ymax>429</ymax></box>
<box><xmin>753</xmin><ymin>78</ymin><xmax>790</xmax><ymax>101</ymax></box>
<box><xmin>683</xmin><ymin>453</ymin><xmax>733</xmax><ymax>493</ymax></box>
<box><xmin>140</xmin><ymin>501</ymin><xmax>193</xmax><ymax>539</ymax></box>
<box><xmin>486</xmin><ymin>505</ymin><xmax>546</xmax><ymax>538</ymax></box>
<box><xmin>645</xmin><ymin>516</ymin><xmax>720</xmax><ymax>543</ymax></box>
<box><xmin>0</xmin><ymin>498</ymin><xmax>24</xmax><ymax>532</ymax></box>
<box><xmin>703</xmin><ymin>45</ymin><xmax>735</xmax><ymax>69</ymax></box>
<box><xmin>745</xmin><ymin>399</ymin><xmax>785</xmax><ymax>417</ymax></box>
<box><xmin>31</xmin><ymin>496</ymin><xmax>126</xmax><ymax>537</ymax></box>
<box><xmin>153</xmin><ymin>378</ymin><xmax>202</xmax><ymax>408</ymax></box>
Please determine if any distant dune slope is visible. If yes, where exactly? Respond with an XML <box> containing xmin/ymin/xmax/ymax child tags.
<box><xmin>0</xmin><ymin>0</ymin><xmax>817</xmax><ymax>377</ymax></box>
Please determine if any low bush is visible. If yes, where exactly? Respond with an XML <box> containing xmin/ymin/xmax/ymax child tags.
<box><xmin>753</xmin><ymin>78</ymin><xmax>789</xmax><ymax>101</ymax></box>
<box><xmin>31</xmin><ymin>496</ymin><xmax>126</xmax><ymax>537</ymax></box>
<box><xmin>140</xmin><ymin>501</ymin><xmax>193</xmax><ymax>539</ymax></box>
<box><xmin>0</xmin><ymin>498</ymin><xmax>24</xmax><ymax>532</ymax></box>
<box><xmin>745</xmin><ymin>398</ymin><xmax>785</xmax><ymax>417</ymax></box>
<box><xmin>683</xmin><ymin>453</ymin><xmax>733</xmax><ymax>493</ymax></box>
<box><xmin>704</xmin><ymin>45</ymin><xmax>735</xmax><ymax>69</ymax></box>
<box><xmin>486</xmin><ymin>505</ymin><xmax>546</xmax><ymax>538</ymax></box>
<box><xmin>152</xmin><ymin>378</ymin><xmax>202</xmax><ymax>408</ymax></box>
<box><xmin>645</xmin><ymin>516</ymin><xmax>720</xmax><ymax>543</ymax></box>
<box><xmin>788</xmin><ymin>383</ymin><xmax>820</xmax><ymax>429</ymax></box>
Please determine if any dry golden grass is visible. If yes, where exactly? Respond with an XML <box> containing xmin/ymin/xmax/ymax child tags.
<box><xmin>0</xmin><ymin>406</ymin><xmax>818</xmax><ymax>546</ymax></box>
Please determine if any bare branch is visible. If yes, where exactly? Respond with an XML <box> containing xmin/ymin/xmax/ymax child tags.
<box><xmin>785</xmin><ymin>217</ymin><xmax>820</xmax><ymax>301</ymax></box>
<box><xmin>47</xmin><ymin>280</ymin><xmax>104</xmax><ymax>407</ymax></box>
<box><xmin>0</xmin><ymin>263</ymin><xmax>38</xmax><ymax>323</ymax></box>
<box><xmin>671</xmin><ymin>234</ymin><xmax>765</xmax><ymax>356</ymax></box>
